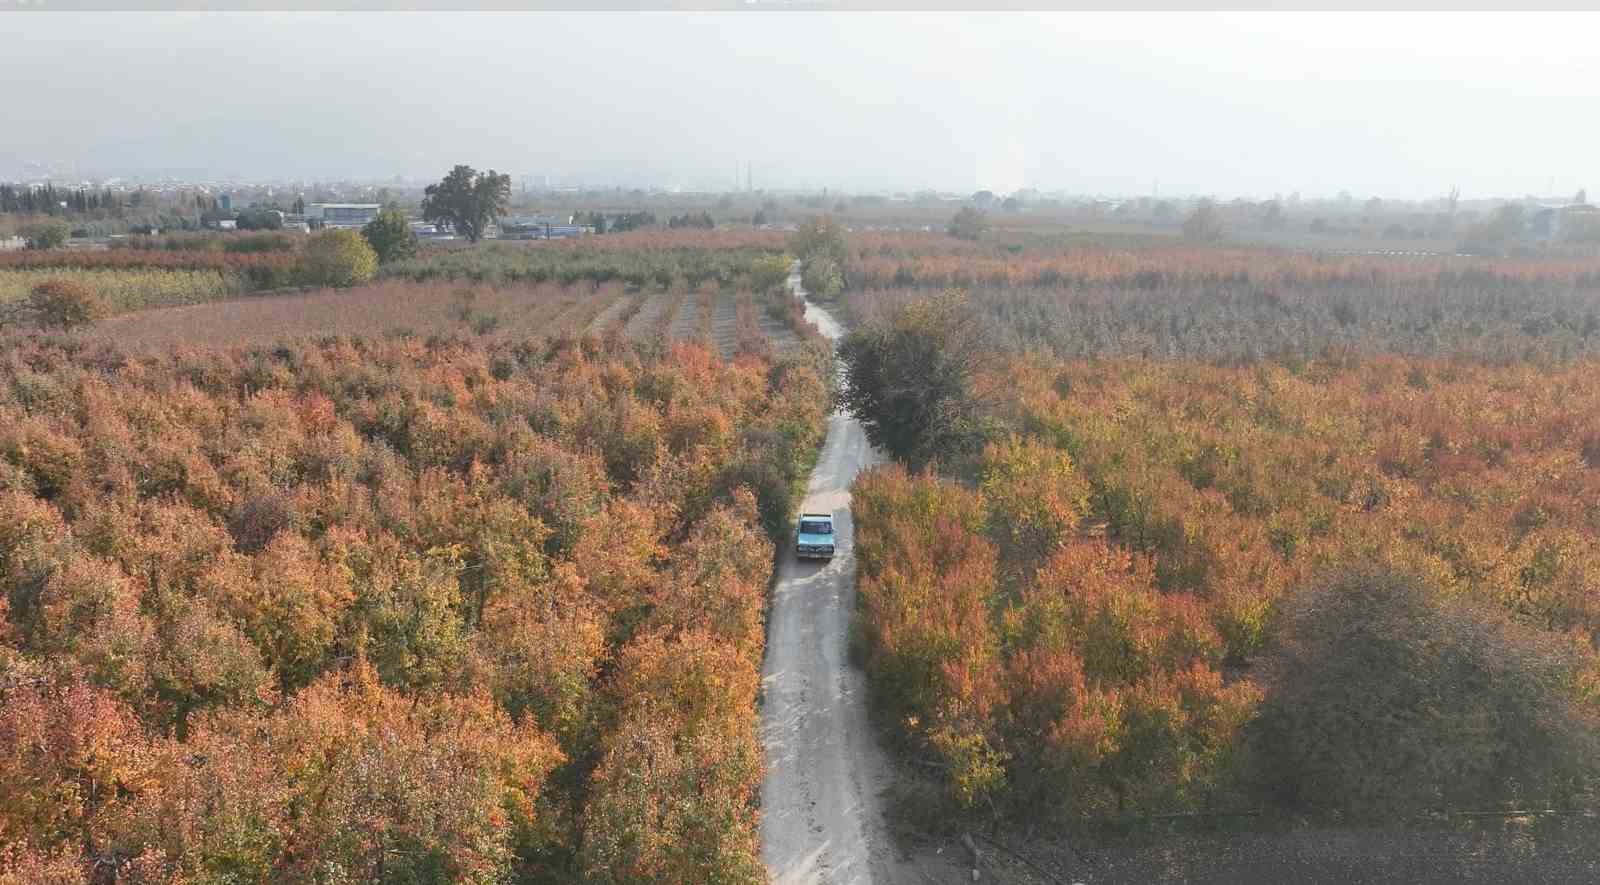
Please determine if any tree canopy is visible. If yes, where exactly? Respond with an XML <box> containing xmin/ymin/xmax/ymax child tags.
<box><xmin>788</xmin><ymin>215</ymin><xmax>848</xmax><ymax>301</ymax></box>
<box><xmin>361</xmin><ymin>204</ymin><xmax>418</xmax><ymax>264</ymax></box>
<box><xmin>27</xmin><ymin>279</ymin><xmax>107</xmax><ymax>329</ymax></box>
<box><xmin>420</xmin><ymin>165</ymin><xmax>511</xmax><ymax>243</ymax></box>
<box><xmin>838</xmin><ymin>290</ymin><xmax>994</xmax><ymax>471</ymax></box>
<box><xmin>300</xmin><ymin>229</ymin><xmax>378</xmax><ymax>287</ymax></box>
<box><xmin>1182</xmin><ymin>198</ymin><xmax>1226</xmax><ymax>241</ymax></box>
<box><xmin>1249</xmin><ymin>564</ymin><xmax>1599</xmax><ymax>816</ymax></box>
<box><xmin>234</xmin><ymin>207</ymin><xmax>283</xmax><ymax>231</ymax></box>
<box><xmin>789</xmin><ymin>215</ymin><xmax>848</xmax><ymax>268</ymax></box>
<box><xmin>22</xmin><ymin>221</ymin><xmax>69</xmax><ymax>250</ymax></box>
<box><xmin>948</xmin><ymin>206</ymin><xmax>990</xmax><ymax>241</ymax></box>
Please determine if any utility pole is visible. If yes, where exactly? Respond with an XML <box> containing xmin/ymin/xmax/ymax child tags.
<box><xmin>747</xmin><ymin>161</ymin><xmax>752</xmax><ymax>193</ymax></box>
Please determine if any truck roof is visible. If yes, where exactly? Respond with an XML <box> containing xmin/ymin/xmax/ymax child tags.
<box><xmin>800</xmin><ymin>512</ymin><xmax>832</xmax><ymax>519</ymax></box>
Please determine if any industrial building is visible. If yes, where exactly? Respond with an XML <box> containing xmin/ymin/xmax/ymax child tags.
<box><xmin>306</xmin><ymin>203</ymin><xmax>381</xmax><ymax>228</ymax></box>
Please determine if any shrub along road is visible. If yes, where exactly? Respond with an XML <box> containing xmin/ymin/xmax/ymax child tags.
<box><xmin>760</xmin><ymin>269</ymin><xmax>909</xmax><ymax>885</ymax></box>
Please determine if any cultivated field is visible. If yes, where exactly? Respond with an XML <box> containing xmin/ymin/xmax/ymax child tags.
<box><xmin>840</xmin><ymin>233</ymin><xmax>1600</xmax><ymax>361</ymax></box>
<box><xmin>0</xmin><ymin>267</ymin><xmax>241</xmax><ymax>313</ymax></box>
<box><xmin>0</xmin><ymin>229</ymin><xmax>837</xmax><ymax>883</ymax></box>
<box><xmin>87</xmin><ymin>279</ymin><xmax>812</xmax><ymax>360</ymax></box>
<box><xmin>16</xmin><ymin>218</ymin><xmax>1596</xmax><ymax>883</ymax></box>
<box><xmin>0</xmin><ymin>328</ymin><xmax>831</xmax><ymax>882</ymax></box>
<box><xmin>834</xmin><ymin>232</ymin><xmax>1600</xmax><ymax>879</ymax></box>
<box><xmin>90</xmin><ymin>281</ymin><xmax>626</xmax><ymax>349</ymax></box>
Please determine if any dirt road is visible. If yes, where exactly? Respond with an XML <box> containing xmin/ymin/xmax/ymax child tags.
<box><xmin>759</xmin><ymin>270</ymin><xmax>907</xmax><ymax>885</ymax></box>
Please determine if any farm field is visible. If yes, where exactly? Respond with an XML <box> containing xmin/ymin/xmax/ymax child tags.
<box><xmin>837</xmin><ymin>232</ymin><xmax>1600</xmax><ymax>361</ymax></box>
<box><xmin>0</xmin><ymin>229</ymin><xmax>836</xmax><ymax>882</ymax></box>
<box><xmin>0</xmin><ymin>245</ymin><xmax>300</xmax><ymax>299</ymax></box>
<box><xmin>386</xmin><ymin>230</ymin><xmax>786</xmax><ymax>288</ymax></box>
<box><xmin>10</xmin><ymin>213</ymin><xmax>1600</xmax><ymax>882</ymax></box>
<box><xmin>0</xmin><ymin>331</ymin><xmax>832</xmax><ymax>882</ymax></box>
<box><xmin>12</xmin><ymin>8</ymin><xmax>1600</xmax><ymax>882</ymax></box>
<box><xmin>0</xmin><ymin>227</ymin><xmax>816</xmax><ymax>359</ymax></box>
<box><xmin>89</xmin><ymin>281</ymin><xmax>627</xmax><ymax>350</ymax></box>
<box><xmin>0</xmin><ymin>267</ymin><xmax>242</xmax><ymax>313</ymax></box>
<box><xmin>830</xmin><ymin>232</ymin><xmax>1600</xmax><ymax>878</ymax></box>
<box><xmin>856</xmin><ymin>353</ymin><xmax>1600</xmax><ymax>815</ymax></box>
<box><xmin>88</xmin><ymin>280</ymin><xmax>810</xmax><ymax>359</ymax></box>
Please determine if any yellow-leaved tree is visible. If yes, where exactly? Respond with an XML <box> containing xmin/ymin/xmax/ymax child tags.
<box><xmin>299</xmin><ymin>228</ymin><xmax>378</xmax><ymax>288</ymax></box>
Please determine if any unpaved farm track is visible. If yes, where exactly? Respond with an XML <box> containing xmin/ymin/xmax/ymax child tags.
<box><xmin>758</xmin><ymin>307</ymin><xmax>802</xmax><ymax>356</ymax></box>
<box><xmin>667</xmin><ymin>287</ymin><xmax>704</xmax><ymax>343</ymax></box>
<box><xmin>710</xmin><ymin>290</ymin><xmax>741</xmax><ymax>359</ymax></box>
<box><xmin>584</xmin><ymin>291</ymin><xmax>639</xmax><ymax>335</ymax></box>
<box><xmin>760</xmin><ymin>270</ymin><xmax>919</xmax><ymax>885</ymax></box>
<box><xmin>624</xmin><ymin>289</ymin><xmax>677</xmax><ymax>339</ymax></box>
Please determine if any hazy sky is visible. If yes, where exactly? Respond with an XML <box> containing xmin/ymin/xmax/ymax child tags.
<box><xmin>3</xmin><ymin>11</ymin><xmax>1597</xmax><ymax>199</ymax></box>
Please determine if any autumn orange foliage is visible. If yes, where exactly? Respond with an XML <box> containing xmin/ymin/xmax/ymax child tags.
<box><xmin>0</xmin><ymin>330</ymin><xmax>828</xmax><ymax>881</ymax></box>
<box><xmin>854</xmin><ymin>351</ymin><xmax>1600</xmax><ymax>820</ymax></box>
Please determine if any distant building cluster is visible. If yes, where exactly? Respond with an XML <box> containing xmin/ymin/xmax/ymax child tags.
<box><xmin>1532</xmin><ymin>202</ymin><xmax>1600</xmax><ymax>240</ymax></box>
<box><xmin>194</xmin><ymin>201</ymin><xmax>594</xmax><ymax>241</ymax></box>
<box><xmin>496</xmin><ymin>214</ymin><xmax>594</xmax><ymax>240</ymax></box>
<box><xmin>305</xmin><ymin>203</ymin><xmax>381</xmax><ymax>229</ymax></box>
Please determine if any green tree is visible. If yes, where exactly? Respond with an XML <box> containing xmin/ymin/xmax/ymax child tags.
<box><xmin>948</xmin><ymin>206</ymin><xmax>990</xmax><ymax>241</ymax></box>
<box><xmin>1248</xmin><ymin>564</ymin><xmax>1600</xmax><ymax>817</ymax></box>
<box><xmin>748</xmin><ymin>254</ymin><xmax>792</xmax><ymax>294</ymax></box>
<box><xmin>1182</xmin><ymin>198</ymin><xmax>1226</xmax><ymax>241</ymax></box>
<box><xmin>1259</xmin><ymin>199</ymin><xmax>1285</xmax><ymax>230</ymax></box>
<box><xmin>22</xmin><ymin>221</ymin><xmax>69</xmax><ymax>250</ymax></box>
<box><xmin>789</xmin><ymin>215</ymin><xmax>848</xmax><ymax>300</ymax></box>
<box><xmin>300</xmin><ymin>229</ymin><xmax>378</xmax><ymax>288</ymax></box>
<box><xmin>1459</xmin><ymin>204</ymin><xmax>1529</xmax><ymax>254</ymax></box>
<box><xmin>838</xmin><ymin>290</ymin><xmax>995</xmax><ymax>470</ymax></box>
<box><xmin>361</xmin><ymin>205</ymin><xmax>418</xmax><ymax>264</ymax></box>
<box><xmin>799</xmin><ymin>255</ymin><xmax>842</xmax><ymax>299</ymax></box>
<box><xmin>789</xmin><ymin>215</ymin><xmax>847</xmax><ymax>267</ymax></box>
<box><xmin>420</xmin><ymin>165</ymin><xmax>511</xmax><ymax>243</ymax></box>
<box><xmin>235</xmin><ymin>208</ymin><xmax>283</xmax><ymax>231</ymax></box>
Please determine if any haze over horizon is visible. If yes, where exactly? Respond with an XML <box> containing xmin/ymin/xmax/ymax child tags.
<box><xmin>4</xmin><ymin>11</ymin><xmax>1597</xmax><ymax>201</ymax></box>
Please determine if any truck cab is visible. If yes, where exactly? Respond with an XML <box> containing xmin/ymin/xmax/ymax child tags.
<box><xmin>795</xmin><ymin>513</ymin><xmax>835</xmax><ymax>560</ymax></box>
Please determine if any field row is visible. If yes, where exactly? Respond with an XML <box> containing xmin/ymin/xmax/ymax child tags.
<box><xmin>84</xmin><ymin>280</ymin><xmax>810</xmax><ymax>357</ymax></box>
<box><xmin>612</xmin><ymin>287</ymin><xmax>807</xmax><ymax>359</ymax></box>
<box><xmin>0</xmin><ymin>267</ymin><xmax>243</xmax><ymax>314</ymax></box>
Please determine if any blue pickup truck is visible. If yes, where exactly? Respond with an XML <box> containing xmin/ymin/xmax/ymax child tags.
<box><xmin>795</xmin><ymin>512</ymin><xmax>836</xmax><ymax>560</ymax></box>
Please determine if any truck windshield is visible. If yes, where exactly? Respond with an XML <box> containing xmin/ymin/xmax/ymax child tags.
<box><xmin>800</xmin><ymin>520</ymin><xmax>832</xmax><ymax>535</ymax></box>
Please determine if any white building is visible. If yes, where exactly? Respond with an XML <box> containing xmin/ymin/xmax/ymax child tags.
<box><xmin>306</xmin><ymin>203</ymin><xmax>382</xmax><ymax>228</ymax></box>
